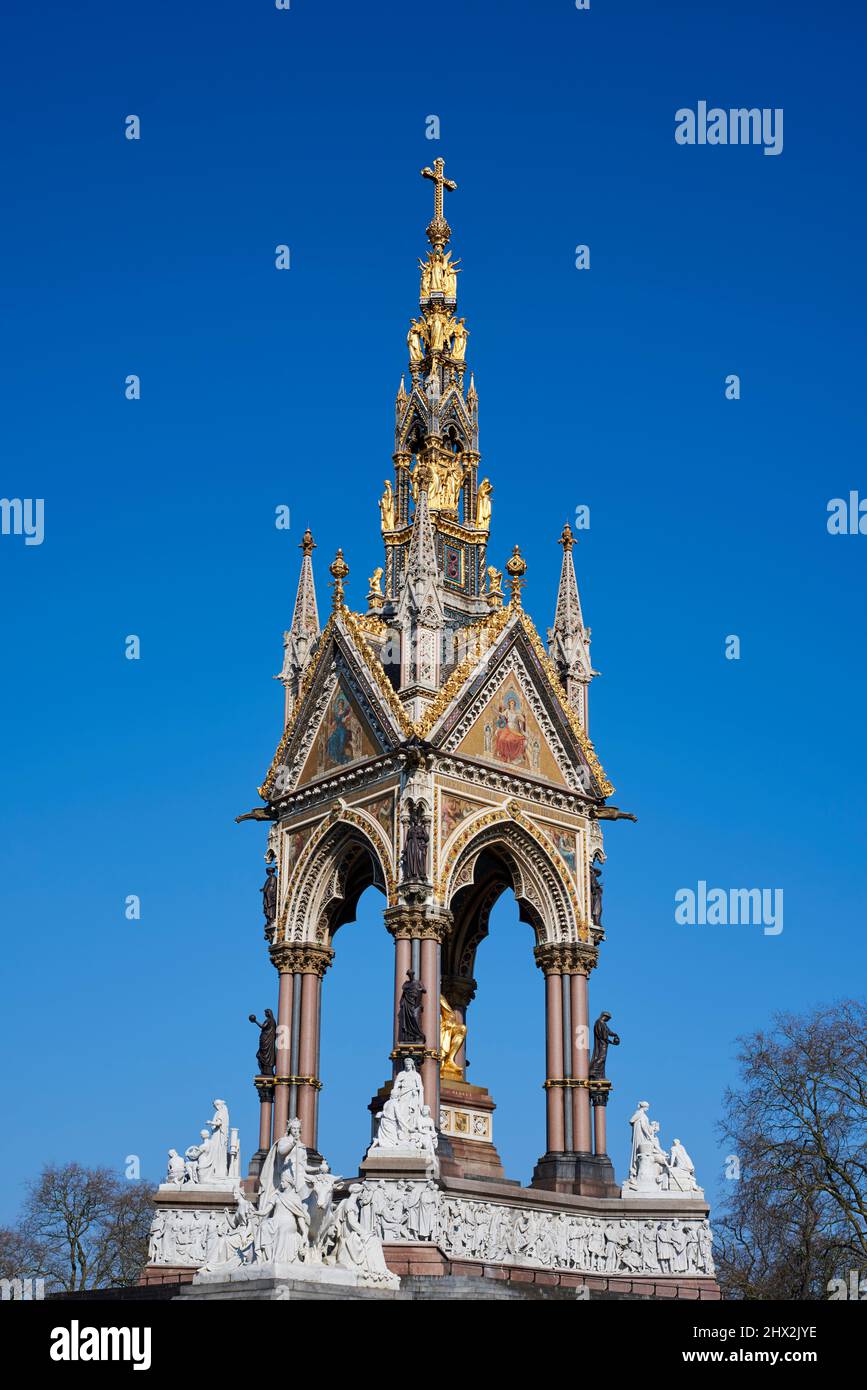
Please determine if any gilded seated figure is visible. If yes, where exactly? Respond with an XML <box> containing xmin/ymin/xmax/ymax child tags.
<box><xmin>440</xmin><ymin>996</ymin><xmax>467</xmax><ymax>1081</ymax></box>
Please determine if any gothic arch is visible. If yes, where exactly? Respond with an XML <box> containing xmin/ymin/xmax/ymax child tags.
<box><xmin>277</xmin><ymin>807</ymin><xmax>397</xmax><ymax>946</ymax></box>
<box><xmin>441</xmin><ymin>808</ymin><xmax>586</xmax><ymax>985</ymax></box>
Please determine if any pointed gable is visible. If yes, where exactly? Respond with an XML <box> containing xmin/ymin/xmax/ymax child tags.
<box><xmin>424</xmin><ymin>610</ymin><xmax>613</xmax><ymax>798</ymax></box>
<box><xmin>298</xmin><ymin>679</ymin><xmax>381</xmax><ymax>784</ymax></box>
<box><xmin>455</xmin><ymin>673</ymin><xmax>568</xmax><ymax>785</ymax></box>
<box><xmin>260</xmin><ymin>613</ymin><xmax>413</xmax><ymax>799</ymax></box>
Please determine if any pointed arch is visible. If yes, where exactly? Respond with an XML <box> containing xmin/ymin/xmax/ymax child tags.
<box><xmin>277</xmin><ymin>806</ymin><xmax>397</xmax><ymax>946</ymax></box>
<box><xmin>440</xmin><ymin>803</ymin><xmax>587</xmax><ymax>985</ymax></box>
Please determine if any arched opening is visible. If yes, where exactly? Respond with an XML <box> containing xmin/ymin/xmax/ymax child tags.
<box><xmin>318</xmin><ymin>882</ymin><xmax>392</xmax><ymax>1176</ymax></box>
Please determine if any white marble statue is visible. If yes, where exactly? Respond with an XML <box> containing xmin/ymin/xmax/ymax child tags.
<box><xmin>161</xmin><ymin>1095</ymin><xmax>241</xmax><ymax>1190</ymax></box>
<box><xmin>258</xmin><ymin>1115</ymin><xmax>323</xmax><ymax>1210</ymax></box>
<box><xmin>259</xmin><ymin>1169</ymin><xmax>311</xmax><ymax>1266</ymax></box>
<box><xmin>622</xmin><ymin>1101</ymin><xmax>705</xmax><ymax>1199</ymax></box>
<box><xmin>331</xmin><ymin>1186</ymin><xmax>399</xmax><ymax>1288</ymax></box>
<box><xmin>668</xmin><ymin>1137</ymin><xmax>703</xmax><ymax>1195</ymax></box>
<box><xmin>366</xmin><ymin>1059</ymin><xmax>436</xmax><ymax>1160</ymax></box>
<box><xmin>166</xmin><ymin>1149</ymin><xmax>185</xmax><ymax>1186</ymax></box>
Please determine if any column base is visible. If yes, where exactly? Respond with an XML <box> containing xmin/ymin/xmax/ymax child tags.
<box><xmin>531</xmin><ymin>1150</ymin><xmax>620</xmax><ymax>1198</ymax></box>
<box><xmin>247</xmin><ymin>1149</ymin><xmax>269</xmax><ymax>1181</ymax></box>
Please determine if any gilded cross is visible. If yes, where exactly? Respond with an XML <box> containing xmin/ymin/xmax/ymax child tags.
<box><xmin>421</xmin><ymin>158</ymin><xmax>457</xmax><ymax>221</ymax></box>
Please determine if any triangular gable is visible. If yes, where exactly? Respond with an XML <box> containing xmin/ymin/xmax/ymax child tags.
<box><xmin>261</xmin><ymin>615</ymin><xmax>411</xmax><ymax>799</ymax></box>
<box><xmin>454</xmin><ymin>674</ymin><xmax>568</xmax><ymax>787</ymax></box>
<box><xmin>298</xmin><ymin>679</ymin><xmax>381</xmax><ymax>784</ymax></box>
<box><xmin>428</xmin><ymin>614</ymin><xmax>612</xmax><ymax>798</ymax></box>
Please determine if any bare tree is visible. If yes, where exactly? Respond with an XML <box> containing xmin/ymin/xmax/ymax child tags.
<box><xmin>13</xmin><ymin>1163</ymin><xmax>153</xmax><ymax>1292</ymax></box>
<box><xmin>716</xmin><ymin>999</ymin><xmax>867</xmax><ymax>1299</ymax></box>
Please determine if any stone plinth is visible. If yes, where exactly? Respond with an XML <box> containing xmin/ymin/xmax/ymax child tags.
<box><xmin>531</xmin><ymin>1150</ymin><xmax>620</xmax><ymax>1198</ymax></box>
<box><xmin>439</xmin><ymin>1081</ymin><xmax>512</xmax><ymax>1183</ymax></box>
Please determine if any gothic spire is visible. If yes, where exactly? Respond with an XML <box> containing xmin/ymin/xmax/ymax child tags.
<box><xmin>279</xmin><ymin>528</ymin><xmax>320</xmax><ymax>723</ymax></box>
<box><xmin>548</xmin><ymin>522</ymin><xmax>592</xmax><ymax>727</ymax></box>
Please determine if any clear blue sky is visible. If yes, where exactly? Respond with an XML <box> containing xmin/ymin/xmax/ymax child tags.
<box><xmin>1</xmin><ymin>0</ymin><xmax>865</xmax><ymax>1223</ymax></box>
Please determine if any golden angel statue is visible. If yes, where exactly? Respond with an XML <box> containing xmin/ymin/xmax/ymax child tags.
<box><xmin>367</xmin><ymin>566</ymin><xmax>384</xmax><ymax>599</ymax></box>
<box><xmin>451</xmin><ymin>318</ymin><xmax>468</xmax><ymax>362</ymax></box>
<box><xmin>426</xmin><ymin>310</ymin><xmax>447</xmax><ymax>354</ymax></box>
<box><xmin>418</xmin><ymin>258</ymin><xmax>432</xmax><ymax>299</ymax></box>
<box><xmin>407</xmin><ymin>319</ymin><xmax>425</xmax><ymax>365</ymax></box>
<box><xmin>476</xmin><ymin>477</ymin><xmax>493</xmax><ymax>530</ymax></box>
<box><xmin>440</xmin><ymin>996</ymin><xmax>467</xmax><ymax>1081</ymax></box>
<box><xmin>379</xmin><ymin>480</ymin><xmax>395</xmax><ymax>532</ymax></box>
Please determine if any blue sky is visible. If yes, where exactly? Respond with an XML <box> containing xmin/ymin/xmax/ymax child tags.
<box><xmin>1</xmin><ymin>0</ymin><xmax>865</xmax><ymax>1223</ymax></box>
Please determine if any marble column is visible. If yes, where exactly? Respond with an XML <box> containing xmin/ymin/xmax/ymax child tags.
<box><xmin>570</xmin><ymin>970</ymin><xmax>592</xmax><ymax>1152</ymax></box>
<box><xmin>392</xmin><ymin>933</ymin><xmax>412</xmax><ymax>1063</ymax></box>
<box><xmin>419</xmin><ymin>932</ymin><xmax>441</xmax><ymax>1115</ymax></box>
<box><xmin>296</xmin><ymin>967</ymin><xmax>323</xmax><ymax>1148</ymax></box>
<box><xmin>271</xmin><ymin>942</ymin><xmax>332</xmax><ymax>1151</ymax></box>
<box><xmin>544</xmin><ymin>969</ymin><xmax>566</xmax><ymax>1152</ymax></box>
<box><xmin>256</xmin><ymin>1083</ymin><xmax>274</xmax><ymax>1153</ymax></box>
<box><xmin>269</xmin><ymin>947</ymin><xmax>295</xmax><ymax>1139</ymax></box>
<box><xmin>592</xmin><ymin>1089</ymin><xmax>609</xmax><ymax>1156</ymax></box>
<box><xmin>385</xmin><ymin>906</ymin><xmax>451</xmax><ymax>1118</ymax></box>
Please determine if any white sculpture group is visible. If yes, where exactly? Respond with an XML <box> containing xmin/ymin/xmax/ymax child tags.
<box><xmin>621</xmin><ymin>1101</ymin><xmax>704</xmax><ymax>1198</ymax></box>
<box><xmin>163</xmin><ymin>1099</ymin><xmax>240</xmax><ymax>1190</ymax></box>
<box><xmin>152</xmin><ymin>1115</ymin><xmax>397</xmax><ymax>1289</ymax></box>
<box><xmin>366</xmin><ymin>1059</ymin><xmax>438</xmax><ymax>1166</ymax></box>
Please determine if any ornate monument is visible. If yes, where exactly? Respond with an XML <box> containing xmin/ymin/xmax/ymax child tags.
<box><xmin>143</xmin><ymin>161</ymin><xmax>716</xmax><ymax>1299</ymax></box>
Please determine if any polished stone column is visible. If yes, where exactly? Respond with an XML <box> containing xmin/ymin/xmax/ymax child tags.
<box><xmin>255</xmin><ymin>1081</ymin><xmax>274</xmax><ymax>1153</ymax></box>
<box><xmin>419</xmin><ymin>932</ymin><xmax>441</xmax><ymax>1115</ymax></box>
<box><xmin>385</xmin><ymin>906</ymin><xmax>451</xmax><ymax>1116</ymax></box>
<box><xmin>544</xmin><ymin>968</ymin><xmax>566</xmax><ymax>1152</ymax></box>
<box><xmin>570</xmin><ymin>970</ymin><xmax>592</xmax><ymax>1152</ymax></box>
<box><xmin>591</xmin><ymin>1084</ymin><xmax>611</xmax><ymax>1156</ymax></box>
<box><xmin>270</xmin><ymin>941</ymin><xmax>332</xmax><ymax>1151</ymax></box>
<box><xmin>269</xmin><ymin>947</ymin><xmax>295</xmax><ymax>1139</ymax></box>
<box><xmin>392</xmin><ymin>933</ymin><xmax>412</xmax><ymax>1061</ymax></box>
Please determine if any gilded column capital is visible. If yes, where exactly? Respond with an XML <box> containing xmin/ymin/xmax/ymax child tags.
<box><xmin>384</xmin><ymin>904</ymin><xmax>453</xmax><ymax>943</ymax></box>
<box><xmin>269</xmin><ymin>942</ymin><xmax>334</xmax><ymax>977</ymax></box>
<box><xmin>533</xmin><ymin>942</ymin><xmax>598</xmax><ymax>977</ymax></box>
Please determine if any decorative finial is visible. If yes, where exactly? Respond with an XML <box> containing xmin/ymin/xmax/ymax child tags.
<box><xmin>300</xmin><ymin>527</ymin><xmax>316</xmax><ymax>555</ymax></box>
<box><xmin>420</xmin><ymin>157</ymin><xmax>457</xmax><ymax>251</ymax></box>
<box><xmin>505</xmin><ymin>545</ymin><xmax>528</xmax><ymax>608</ymax></box>
<box><xmin>329</xmin><ymin>549</ymin><xmax>349</xmax><ymax>610</ymax></box>
<box><xmin>559</xmin><ymin>522</ymin><xmax>575</xmax><ymax>553</ymax></box>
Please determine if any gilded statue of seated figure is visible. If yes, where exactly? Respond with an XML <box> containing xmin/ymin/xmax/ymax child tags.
<box><xmin>440</xmin><ymin>996</ymin><xmax>467</xmax><ymax>1081</ymax></box>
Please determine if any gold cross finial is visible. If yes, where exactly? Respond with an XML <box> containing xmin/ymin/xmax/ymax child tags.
<box><xmin>420</xmin><ymin>158</ymin><xmax>457</xmax><ymax>251</ymax></box>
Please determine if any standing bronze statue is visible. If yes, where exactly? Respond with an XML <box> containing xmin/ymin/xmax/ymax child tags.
<box><xmin>590</xmin><ymin>857</ymin><xmax>604</xmax><ymax>927</ymax></box>
<box><xmin>261</xmin><ymin>864</ymin><xmax>278</xmax><ymax>930</ymax></box>
<box><xmin>589</xmin><ymin>1011</ymin><xmax>620</xmax><ymax>1080</ymax></box>
<box><xmin>397</xmin><ymin>970</ymin><xmax>426</xmax><ymax>1044</ymax></box>
<box><xmin>249</xmin><ymin>1008</ymin><xmax>277</xmax><ymax>1075</ymax></box>
<box><xmin>401</xmin><ymin>804</ymin><xmax>429</xmax><ymax>881</ymax></box>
